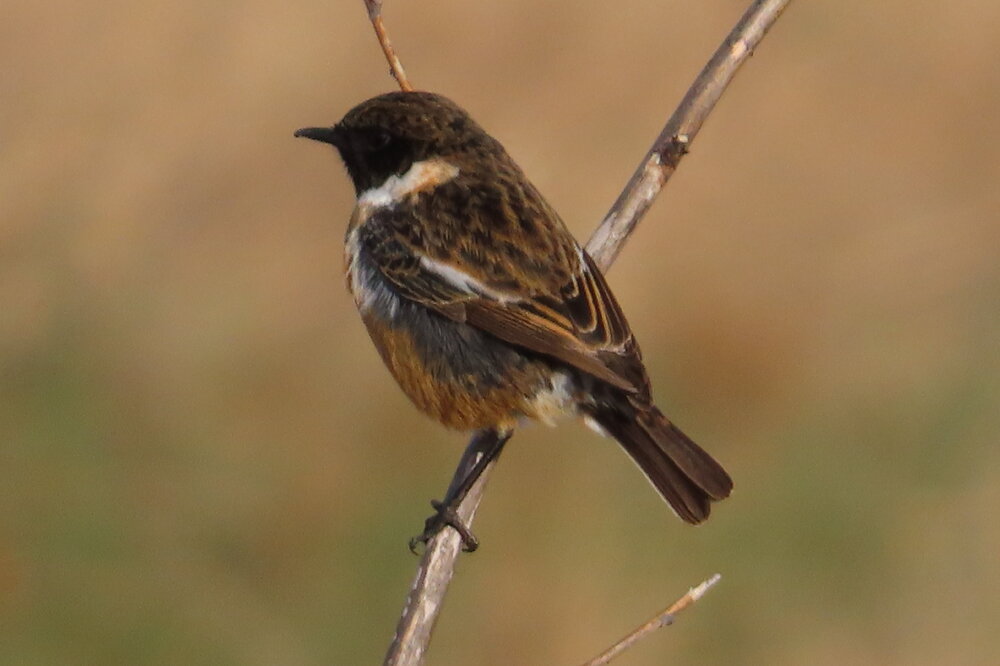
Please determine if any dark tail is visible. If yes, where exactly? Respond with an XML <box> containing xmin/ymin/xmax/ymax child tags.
<box><xmin>585</xmin><ymin>400</ymin><xmax>733</xmax><ymax>524</ymax></box>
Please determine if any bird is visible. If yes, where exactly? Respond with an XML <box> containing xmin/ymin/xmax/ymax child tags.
<box><xmin>294</xmin><ymin>91</ymin><xmax>732</xmax><ymax>550</ymax></box>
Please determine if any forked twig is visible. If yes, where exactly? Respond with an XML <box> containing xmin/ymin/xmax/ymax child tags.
<box><xmin>363</xmin><ymin>0</ymin><xmax>413</xmax><ymax>91</ymax></box>
<box><xmin>580</xmin><ymin>574</ymin><xmax>723</xmax><ymax>666</ymax></box>
<box><xmin>376</xmin><ymin>1</ymin><xmax>793</xmax><ymax>664</ymax></box>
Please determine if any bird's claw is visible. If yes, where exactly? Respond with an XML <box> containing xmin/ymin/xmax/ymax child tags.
<box><xmin>408</xmin><ymin>499</ymin><xmax>479</xmax><ymax>554</ymax></box>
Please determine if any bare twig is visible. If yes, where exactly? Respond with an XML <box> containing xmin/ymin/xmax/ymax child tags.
<box><xmin>383</xmin><ymin>1</ymin><xmax>792</xmax><ymax>664</ymax></box>
<box><xmin>586</xmin><ymin>0</ymin><xmax>793</xmax><ymax>269</ymax></box>
<box><xmin>383</xmin><ymin>456</ymin><xmax>491</xmax><ymax>666</ymax></box>
<box><xmin>363</xmin><ymin>0</ymin><xmax>414</xmax><ymax>91</ymax></box>
<box><xmin>580</xmin><ymin>574</ymin><xmax>723</xmax><ymax>666</ymax></box>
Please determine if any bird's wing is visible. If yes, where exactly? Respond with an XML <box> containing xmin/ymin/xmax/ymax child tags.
<box><xmin>355</xmin><ymin>202</ymin><xmax>645</xmax><ymax>394</ymax></box>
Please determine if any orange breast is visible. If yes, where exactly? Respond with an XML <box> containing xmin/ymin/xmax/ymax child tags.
<box><xmin>359</xmin><ymin>309</ymin><xmax>561</xmax><ymax>431</ymax></box>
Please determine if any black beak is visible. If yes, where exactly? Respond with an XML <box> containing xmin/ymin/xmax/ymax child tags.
<box><xmin>294</xmin><ymin>126</ymin><xmax>343</xmax><ymax>146</ymax></box>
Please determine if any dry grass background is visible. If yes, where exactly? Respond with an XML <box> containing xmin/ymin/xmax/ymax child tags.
<box><xmin>3</xmin><ymin>1</ymin><xmax>999</xmax><ymax>664</ymax></box>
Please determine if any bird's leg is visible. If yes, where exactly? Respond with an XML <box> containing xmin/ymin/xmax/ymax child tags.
<box><xmin>409</xmin><ymin>427</ymin><xmax>512</xmax><ymax>554</ymax></box>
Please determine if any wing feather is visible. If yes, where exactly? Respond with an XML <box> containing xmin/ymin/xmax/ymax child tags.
<box><xmin>355</xmin><ymin>200</ymin><xmax>643</xmax><ymax>393</ymax></box>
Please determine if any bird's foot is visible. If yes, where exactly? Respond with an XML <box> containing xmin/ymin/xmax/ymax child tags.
<box><xmin>408</xmin><ymin>499</ymin><xmax>479</xmax><ymax>554</ymax></box>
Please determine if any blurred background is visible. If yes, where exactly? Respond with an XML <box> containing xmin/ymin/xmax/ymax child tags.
<box><xmin>3</xmin><ymin>0</ymin><xmax>999</xmax><ymax>663</ymax></box>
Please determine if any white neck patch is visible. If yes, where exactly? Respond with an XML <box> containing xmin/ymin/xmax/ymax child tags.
<box><xmin>357</xmin><ymin>158</ymin><xmax>460</xmax><ymax>209</ymax></box>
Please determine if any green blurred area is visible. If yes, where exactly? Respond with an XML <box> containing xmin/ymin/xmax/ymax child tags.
<box><xmin>3</xmin><ymin>0</ymin><xmax>999</xmax><ymax>664</ymax></box>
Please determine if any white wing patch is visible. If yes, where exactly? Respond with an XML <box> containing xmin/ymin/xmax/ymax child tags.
<box><xmin>417</xmin><ymin>254</ymin><xmax>517</xmax><ymax>303</ymax></box>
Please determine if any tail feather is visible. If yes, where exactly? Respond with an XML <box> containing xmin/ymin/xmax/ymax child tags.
<box><xmin>586</xmin><ymin>401</ymin><xmax>733</xmax><ymax>524</ymax></box>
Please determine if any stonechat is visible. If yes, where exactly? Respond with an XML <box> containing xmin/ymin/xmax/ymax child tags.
<box><xmin>295</xmin><ymin>92</ymin><xmax>732</xmax><ymax>550</ymax></box>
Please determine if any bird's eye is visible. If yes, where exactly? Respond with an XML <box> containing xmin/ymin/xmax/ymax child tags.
<box><xmin>369</xmin><ymin>130</ymin><xmax>392</xmax><ymax>151</ymax></box>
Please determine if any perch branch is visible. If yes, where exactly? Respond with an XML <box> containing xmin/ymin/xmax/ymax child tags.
<box><xmin>383</xmin><ymin>467</ymin><xmax>491</xmax><ymax>666</ymax></box>
<box><xmin>586</xmin><ymin>0</ymin><xmax>793</xmax><ymax>268</ymax></box>
<box><xmin>383</xmin><ymin>1</ymin><xmax>792</xmax><ymax>664</ymax></box>
<box><xmin>363</xmin><ymin>0</ymin><xmax>413</xmax><ymax>91</ymax></box>
<box><xmin>580</xmin><ymin>574</ymin><xmax>722</xmax><ymax>666</ymax></box>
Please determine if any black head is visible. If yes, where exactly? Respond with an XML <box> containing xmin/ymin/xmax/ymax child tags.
<box><xmin>295</xmin><ymin>91</ymin><xmax>494</xmax><ymax>194</ymax></box>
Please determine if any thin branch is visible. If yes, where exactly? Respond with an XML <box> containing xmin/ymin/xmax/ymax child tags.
<box><xmin>383</xmin><ymin>470</ymin><xmax>491</xmax><ymax>666</ymax></box>
<box><xmin>383</xmin><ymin>1</ymin><xmax>792</xmax><ymax>664</ymax></box>
<box><xmin>580</xmin><ymin>574</ymin><xmax>723</xmax><ymax>666</ymax></box>
<box><xmin>586</xmin><ymin>0</ymin><xmax>793</xmax><ymax>270</ymax></box>
<box><xmin>363</xmin><ymin>0</ymin><xmax>414</xmax><ymax>91</ymax></box>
